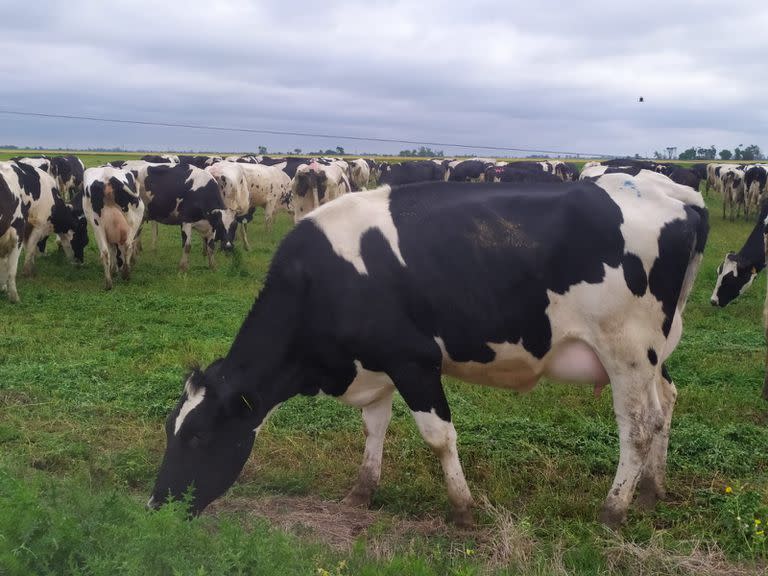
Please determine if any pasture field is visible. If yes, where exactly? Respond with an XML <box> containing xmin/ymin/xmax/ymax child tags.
<box><xmin>0</xmin><ymin>159</ymin><xmax>767</xmax><ymax>574</ymax></box>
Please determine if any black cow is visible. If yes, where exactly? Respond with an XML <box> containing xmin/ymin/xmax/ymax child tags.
<box><xmin>178</xmin><ymin>155</ymin><xmax>222</xmax><ymax>169</ymax></box>
<box><xmin>142</xmin><ymin>154</ymin><xmax>178</xmax><ymax>164</ymax></box>
<box><xmin>664</xmin><ymin>167</ymin><xmax>700</xmax><ymax>190</ymax></box>
<box><xmin>486</xmin><ymin>165</ymin><xmax>562</xmax><ymax>183</ymax></box>
<box><xmin>50</xmin><ymin>155</ymin><xmax>85</xmax><ymax>201</ymax></box>
<box><xmin>448</xmin><ymin>160</ymin><xmax>493</xmax><ymax>182</ymax></box>
<box><xmin>151</xmin><ymin>172</ymin><xmax>708</xmax><ymax>530</ymax></box>
<box><xmin>379</xmin><ymin>160</ymin><xmax>446</xmax><ymax>185</ymax></box>
<box><xmin>140</xmin><ymin>164</ymin><xmax>238</xmax><ymax>271</ymax></box>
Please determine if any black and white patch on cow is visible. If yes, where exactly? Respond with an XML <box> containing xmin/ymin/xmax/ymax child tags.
<box><xmin>83</xmin><ymin>166</ymin><xmax>145</xmax><ymax>290</ymax></box>
<box><xmin>150</xmin><ymin>172</ymin><xmax>707</xmax><ymax>530</ymax></box>
<box><xmin>50</xmin><ymin>156</ymin><xmax>85</xmax><ymax>201</ymax></box>
<box><xmin>348</xmin><ymin>159</ymin><xmax>371</xmax><ymax>191</ymax></box>
<box><xmin>289</xmin><ymin>162</ymin><xmax>350</xmax><ymax>222</ymax></box>
<box><xmin>140</xmin><ymin>163</ymin><xmax>237</xmax><ymax>271</ymax></box>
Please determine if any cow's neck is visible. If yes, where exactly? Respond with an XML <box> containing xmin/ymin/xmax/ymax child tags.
<box><xmin>222</xmin><ymin>280</ymin><xmax>304</xmax><ymax>424</ymax></box>
<box><xmin>738</xmin><ymin>205</ymin><xmax>768</xmax><ymax>271</ymax></box>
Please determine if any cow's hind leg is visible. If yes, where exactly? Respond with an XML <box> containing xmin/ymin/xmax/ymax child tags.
<box><xmin>636</xmin><ymin>364</ymin><xmax>676</xmax><ymax>510</ymax></box>
<box><xmin>390</xmin><ymin>362</ymin><xmax>474</xmax><ymax>526</ymax></box>
<box><xmin>342</xmin><ymin>391</ymin><xmax>394</xmax><ymax>508</ymax></box>
<box><xmin>179</xmin><ymin>224</ymin><xmax>192</xmax><ymax>272</ymax></box>
<box><xmin>239</xmin><ymin>221</ymin><xmax>251</xmax><ymax>251</ymax></box>
<box><xmin>600</xmin><ymin>363</ymin><xmax>663</xmax><ymax>528</ymax></box>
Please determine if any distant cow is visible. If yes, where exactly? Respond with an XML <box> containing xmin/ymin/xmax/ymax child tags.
<box><xmin>722</xmin><ymin>167</ymin><xmax>746</xmax><ymax>220</ymax></box>
<box><xmin>744</xmin><ymin>165</ymin><xmax>768</xmax><ymax>218</ymax></box>
<box><xmin>178</xmin><ymin>155</ymin><xmax>223</xmax><ymax>169</ymax></box>
<box><xmin>141</xmin><ymin>154</ymin><xmax>179</xmax><ymax>164</ymax></box>
<box><xmin>138</xmin><ymin>164</ymin><xmax>238</xmax><ymax>271</ymax></box>
<box><xmin>0</xmin><ymin>168</ymin><xmax>26</xmax><ymax>302</ymax></box>
<box><xmin>348</xmin><ymin>159</ymin><xmax>371</xmax><ymax>191</ymax></box>
<box><xmin>83</xmin><ymin>167</ymin><xmax>144</xmax><ymax>289</ymax></box>
<box><xmin>290</xmin><ymin>162</ymin><xmax>350</xmax><ymax>221</ymax></box>
<box><xmin>50</xmin><ymin>155</ymin><xmax>85</xmax><ymax>201</ymax></box>
<box><xmin>150</xmin><ymin>171</ymin><xmax>708</xmax><ymax>530</ymax></box>
<box><xmin>1</xmin><ymin>161</ymin><xmax>87</xmax><ymax>273</ymax></box>
<box><xmin>486</xmin><ymin>165</ymin><xmax>562</xmax><ymax>183</ymax></box>
<box><xmin>379</xmin><ymin>160</ymin><xmax>446</xmax><ymax>186</ymax></box>
<box><xmin>12</xmin><ymin>156</ymin><xmax>50</xmax><ymax>174</ymax></box>
<box><xmin>448</xmin><ymin>160</ymin><xmax>493</xmax><ymax>182</ymax></box>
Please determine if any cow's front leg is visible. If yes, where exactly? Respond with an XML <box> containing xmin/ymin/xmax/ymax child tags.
<box><xmin>205</xmin><ymin>235</ymin><xmax>216</xmax><ymax>270</ymax></box>
<box><xmin>342</xmin><ymin>391</ymin><xmax>394</xmax><ymax>508</ymax></box>
<box><xmin>636</xmin><ymin>365</ymin><xmax>676</xmax><ymax>510</ymax></box>
<box><xmin>179</xmin><ymin>224</ymin><xmax>192</xmax><ymax>272</ymax></box>
<box><xmin>0</xmin><ymin>241</ymin><xmax>21</xmax><ymax>303</ymax></box>
<box><xmin>599</xmin><ymin>365</ymin><xmax>661</xmax><ymax>528</ymax></box>
<box><xmin>392</xmin><ymin>363</ymin><xmax>474</xmax><ymax>527</ymax></box>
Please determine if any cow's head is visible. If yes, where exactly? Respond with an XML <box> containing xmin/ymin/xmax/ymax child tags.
<box><xmin>149</xmin><ymin>361</ymin><xmax>259</xmax><ymax>515</ymax></box>
<box><xmin>209</xmin><ymin>209</ymin><xmax>237</xmax><ymax>251</ymax></box>
<box><xmin>710</xmin><ymin>252</ymin><xmax>758</xmax><ymax>307</ymax></box>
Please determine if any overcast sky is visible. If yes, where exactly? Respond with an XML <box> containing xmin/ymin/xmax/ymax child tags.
<box><xmin>1</xmin><ymin>0</ymin><xmax>766</xmax><ymax>156</ymax></box>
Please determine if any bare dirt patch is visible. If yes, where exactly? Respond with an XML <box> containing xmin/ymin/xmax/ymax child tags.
<box><xmin>207</xmin><ymin>494</ymin><xmax>462</xmax><ymax>552</ymax></box>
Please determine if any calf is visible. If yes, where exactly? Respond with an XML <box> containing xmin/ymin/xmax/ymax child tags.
<box><xmin>150</xmin><ymin>171</ymin><xmax>708</xmax><ymax>530</ymax></box>
<box><xmin>290</xmin><ymin>162</ymin><xmax>350</xmax><ymax>222</ymax></box>
<box><xmin>139</xmin><ymin>163</ymin><xmax>237</xmax><ymax>271</ymax></box>
<box><xmin>83</xmin><ymin>167</ymin><xmax>145</xmax><ymax>289</ymax></box>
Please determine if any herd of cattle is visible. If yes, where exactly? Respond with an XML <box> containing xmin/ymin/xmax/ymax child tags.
<box><xmin>4</xmin><ymin>150</ymin><xmax>768</xmax><ymax>529</ymax></box>
<box><xmin>1</xmin><ymin>152</ymin><xmax>766</xmax><ymax>303</ymax></box>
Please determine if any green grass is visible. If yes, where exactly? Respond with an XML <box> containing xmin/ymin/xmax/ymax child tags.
<box><xmin>1</xmin><ymin>163</ymin><xmax>767</xmax><ymax>574</ymax></box>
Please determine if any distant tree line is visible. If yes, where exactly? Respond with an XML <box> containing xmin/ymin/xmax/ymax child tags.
<box><xmin>673</xmin><ymin>145</ymin><xmax>764</xmax><ymax>161</ymax></box>
<box><xmin>399</xmin><ymin>146</ymin><xmax>444</xmax><ymax>157</ymax></box>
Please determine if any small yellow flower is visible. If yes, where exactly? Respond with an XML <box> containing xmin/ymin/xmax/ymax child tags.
<box><xmin>755</xmin><ymin>519</ymin><xmax>762</xmax><ymax>525</ymax></box>
<box><xmin>757</xmin><ymin>530</ymin><xmax>765</xmax><ymax>537</ymax></box>
<box><xmin>725</xmin><ymin>486</ymin><xmax>733</xmax><ymax>494</ymax></box>
<box><xmin>465</xmin><ymin>548</ymin><xmax>475</xmax><ymax>556</ymax></box>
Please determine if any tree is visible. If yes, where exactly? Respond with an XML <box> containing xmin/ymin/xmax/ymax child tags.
<box><xmin>719</xmin><ymin>149</ymin><xmax>733</xmax><ymax>160</ymax></box>
<box><xmin>336</xmin><ymin>146</ymin><xmax>345</xmax><ymax>155</ymax></box>
<box><xmin>734</xmin><ymin>147</ymin><xmax>743</xmax><ymax>161</ymax></box>
<box><xmin>678</xmin><ymin>148</ymin><xmax>696</xmax><ymax>161</ymax></box>
<box><xmin>293</xmin><ymin>148</ymin><xmax>302</xmax><ymax>155</ymax></box>
<box><xmin>258</xmin><ymin>145</ymin><xmax>268</xmax><ymax>154</ymax></box>
<box><xmin>742</xmin><ymin>145</ymin><xmax>762</xmax><ymax>161</ymax></box>
<box><xmin>653</xmin><ymin>151</ymin><xmax>664</xmax><ymax>160</ymax></box>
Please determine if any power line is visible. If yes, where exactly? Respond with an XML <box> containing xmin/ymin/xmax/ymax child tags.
<box><xmin>0</xmin><ymin>109</ymin><xmax>614</xmax><ymax>158</ymax></box>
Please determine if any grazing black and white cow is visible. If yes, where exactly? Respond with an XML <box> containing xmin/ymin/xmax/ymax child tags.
<box><xmin>139</xmin><ymin>163</ymin><xmax>237</xmax><ymax>270</ymax></box>
<box><xmin>711</xmin><ymin>200</ymin><xmax>767</xmax><ymax>309</ymax></box>
<box><xmin>363</xmin><ymin>158</ymin><xmax>380</xmax><ymax>182</ymax></box>
<box><xmin>0</xmin><ymin>169</ymin><xmax>25</xmax><ymax>302</ymax></box>
<box><xmin>289</xmin><ymin>161</ymin><xmax>350</xmax><ymax>222</ymax></box>
<box><xmin>207</xmin><ymin>162</ymin><xmax>291</xmax><ymax>248</ymax></box>
<box><xmin>50</xmin><ymin>155</ymin><xmax>85</xmax><ymax>201</ymax></box>
<box><xmin>83</xmin><ymin>167</ymin><xmax>145</xmax><ymax>290</ymax></box>
<box><xmin>348</xmin><ymin>159</ymin><xmax>371</xmax><ymax>191</ymax></box>
<box><xmin>548</xmin><ymin>161</ymin><xmax>579</xmax><ymax>182</ymax></box>
<box><xmin>448</xmin><ymin>160</ymin><xmax>493</xmax><ymax>182</ymax></box>
<box><xmin>379</xmin><ymin>160</ymin><xmax>447</xmax><ymax>185</ymax></box>
<box><xmin>150</xmin><ymin>171</ymin><xmax>708</xmax><ymax>529</ymax></box>
<box><xmin>710</xmin><ymin>200</ymin><xmax>768</xmax><ymax>400</ymax></box>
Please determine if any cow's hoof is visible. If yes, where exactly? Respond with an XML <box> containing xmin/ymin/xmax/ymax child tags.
<box><xmin>598</xmin><ymin>504</ymin><xmax>626</xmax><ymax>530</ymax></box>
<box><xmin>635</xmin><ymin>477</ymin><xmax>664</xmax><ymax>511</ymax></box>
<box><xmin>341</xmin><ymin>489</ymin><xmax>373</xmax><ymax>508</ymax></box>
<box><xmin>104</xmin><ymin>281</ymin><xmax>113</xmax><ymax>291</ymax></box>
<box><xmin>8</xmin><ymin>292</ymin><xmax>20</xmax><ymax>304</ymax></box>
<box><xmin>450</xmin><ymin>507</ymin><xmax>475</xmax><ymax>529</ymax></box>
<box><xmin>179</xmin><ymin>263</ymin><xmax>189</xmax><ymax>273</ymax></box>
